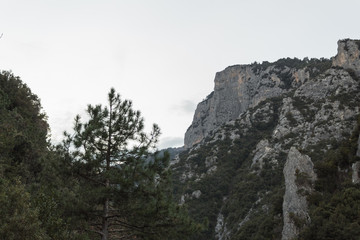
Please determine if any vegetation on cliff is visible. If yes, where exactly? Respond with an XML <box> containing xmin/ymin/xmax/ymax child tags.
<box><xmin>174</xmin><ymin>39</ymin><xmax>360</xmax><ymax>240</ymax></box>
<box><xmin>297</xmin><ymin>116</ymin><xmax>360</xmax><ymax>240</ymax></box>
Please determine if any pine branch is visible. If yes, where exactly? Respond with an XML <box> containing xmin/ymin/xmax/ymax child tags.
<box><xmin>110</xmin><ymin>219</ymin><xmax>156</xmax><ymax>234</ymax></box>
<box><xmin>85</xmin><ymin>228</ymin><xmax>104</xmax><ymax>237</ymax></box>
<box><xmin>75</xmin><ymin>170</ymin><xmax>106</xmax><ymax>186</ymax></box>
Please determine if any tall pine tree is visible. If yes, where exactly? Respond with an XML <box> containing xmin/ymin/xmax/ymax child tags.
<box><xmin>62</xmin><ymin>88</ymin><xmax>198</xmax><ymax>239</ymax></box>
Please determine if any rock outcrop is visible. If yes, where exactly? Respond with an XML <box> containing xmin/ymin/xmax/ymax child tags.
<box><xmin>282</xmin><ymin>147</ymin><xmax>316</xmax><ymax>240</ymax></box>
<box><xmin>357</xmin><ymin>134</ymin><xmax>360</xmax><ymax>157</ymax></box>
<box><xmin>352</xmin><ymin>161</ymin><xmax>360</xmax><ymax>184</ymax></box>
<box><xmin>352</xmin><ymin>134</ymin><xmax>360</xmax><ymax>184</ymax></box>
<box><xmin>184</xmin><ymin>65</ymin><xmax>308</xmax><ymax>148</ymax></box>
<box><xmin>332</xmin><ymin>39</ymin><xmax>360</xmax><ymax>77</ymax></box>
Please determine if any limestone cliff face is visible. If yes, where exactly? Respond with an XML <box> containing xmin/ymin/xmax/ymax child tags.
<box><xmin>353</xmin><ymin>134</ymin><xmax>360</xmax><ymax>184</ymax></box>
<box><xmin>184</xmin><ymin>64</ymin><xmax>308</xmax><ymax>148</ymax></box>
<box><xmin>357</xmin><ymin>134</ymin><xmax>360</xmax><ymax>157</ymax></box>
<box><xmin>332</xmin><ymin>39</ymin><xmax>360</xmax><ymax>76</ymax></box>
<box><xmin>282</xmin><ymin>147</ymin><xmax>316</xmax><ymax>240</ymax></box>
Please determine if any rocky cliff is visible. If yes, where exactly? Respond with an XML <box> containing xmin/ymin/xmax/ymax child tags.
<box><xmin>173</xmin><ymin>39</ymin><xmax>360</xmax><ymax>240</ymax></box>
<box><xmin>184</xmin><ymin>64</ymin><xmax>302</xmax><ymax>148</ymax></box>
<box><xmin>184</xmin><ymin>39</ymin><xmax>360</xmax><ymax>149</ymax></box>
<box><xmin>282</xmin><ymin>147</ymin><xmax>316</xmax><ymax>240</ymax></box>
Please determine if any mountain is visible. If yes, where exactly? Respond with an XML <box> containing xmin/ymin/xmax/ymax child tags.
<box><xmin>172</xmin><ymin>39</ymin><xmax>360</xmax><ymax>240</ymax></box>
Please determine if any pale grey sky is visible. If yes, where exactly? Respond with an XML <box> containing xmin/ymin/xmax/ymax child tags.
<box><xmin>0</xmin><ymin>0</ymin><xmax>359</xmax><ymax>148</ymax></box>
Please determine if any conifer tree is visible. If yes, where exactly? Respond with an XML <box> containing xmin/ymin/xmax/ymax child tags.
<box><xmin>62</xmin><ymin>88</ymin><xmax>198</xmax><ymax>239</ymax></box>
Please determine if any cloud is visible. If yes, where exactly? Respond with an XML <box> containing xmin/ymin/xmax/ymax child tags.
<box><xmin>171</xmin><ymin>100</ymin><xmax>197</xmax><ymax>115</ymax></box>
<box><xmin>159</xmin><ymin>136</ymin><xmax>184</xmax><ymax>149</ymax></box>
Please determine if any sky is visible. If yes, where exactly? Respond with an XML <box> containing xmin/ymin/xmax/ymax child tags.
<box><xmin>0</xmin><ymin>0</ymin><xmax>359</xmax><ymax>149</ymax></box>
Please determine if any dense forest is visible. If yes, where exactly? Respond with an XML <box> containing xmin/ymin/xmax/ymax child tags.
<box><xmin>0</xmin><ymin>71</ymin><xmax>200</xmax><ymax>240</ymax></box>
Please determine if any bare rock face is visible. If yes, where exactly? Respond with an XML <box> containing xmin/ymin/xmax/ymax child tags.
<box><xmin>352</xmin><ymin>162</ymin><xmax>360</xmax><ymax>184</ymax></box>
<box><xmin>282</xmin><ymin>147</ymin><xmax>316</xmax><ymax>240</ymax></box>
<box><xmin>332</xmin><ymin>39</ymin><xmax>360</xmax><ymax>77</ymax></box>
<box><xmin>357</xmin><ymin>133</ymin><xmax>360</xmax><ymax>158</ymax></box>
<box><xmin>352</xmin><ymin>134</ymin><xmax>360</xmax><ymax>184</ymax></box>
<box><xmin>184</xmin><ymin>65</ymin><xmax>307</xmax><ymax>148</ymax></box>
<box><xmin>251</xmin><ymin>139</ymin><xmax>273</xmax><ymax>169</ymax></box>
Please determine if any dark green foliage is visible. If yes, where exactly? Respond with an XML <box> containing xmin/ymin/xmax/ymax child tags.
<box><xmin>341</xmin><ymin>38</ymin><xmax>360</xmax><ymax>53</ymax></box>
<box><xmin>250</xmin><ymin>96</ymin><xmax>283</xmax><ymax>132</ymax></box>
<box><xmin>329</xmin><ymin>84</ymin><xmax>359</xmax><ymax>109</ymax></box>
<box><xmin>174</xmin><ymin>97</ymin><xmax>285</xmax><ymax>240</ymax></box>
<box><xmin>289</xmin><ymin>212</ymin><xmax>306</xmax><ymax>229</ymax></box>
<box><xmin>0</xmin><ymin>177</ymin><xmax>47</xmax><ymax>240</ymax></box>
<box><xmin>292</xmin><ymin>96</ymin><xmax>316</xmax><ymax>121</ymax></box>
<box><xmin>295</xmin><ymin>169</ymin><xmax>312</xmax><ymax>188</ymax></box>
<box><xmin>62</xmin><ymin>88</ymin><xmax>199</xmax><ymax>239</ymax></box>
<box><xmin>252</xmin><ymin>57</ymin><xmax>332</xmax><ymax>93</ymax></box>
<box><xmin>297</xmin><ymin>115</ymin><xmax>360</xmax><ymax>240</ymax></box>
<box><xmin>278</xmin><ymin>71</ymin><xmax>293</xmax><ymax>89</ymax></box>
<box><xmin>285</xmin><ymin>112</ymin><xmax>297</xmax><ymax>126</ymax></box>
<box><xmin>228</xmin><ymin>159</ymin><xmax>284</xmax><ymax>240</ymax></box>
<box><xmin>174</xmin><ymin>141</ymin><xmax>234</xmax><ymax>238</ymax></box>
<box><xmin>0</xmin><ymin>72</ymin><xmax>198</xmax><ymax>240</ymax></box>
<box><xmin>345</xmin><ymin>68</ymin><xmax>359</xmax><ymax>81</ymax></box>
<box><xmin>252</xmin><ymin>57</ymin><xmax>332</xmax><ymax>78</ymax></box>
<box><xmin>0</xmin><ymin>71</ymin><xmax>71</xmax><ymax>239</ymax></box>
<box><xmin>0</xmin><ymin>71</ymin><xmax>49</xmax><ymax>183</ymax></box>
<box><xmin>298</xmin><ymin>188</ymin><xmax>360</xmax><ymax>240</ymax></box>
<box><xmin>355</xmin><ymin>40</ymin><xmax>360</xmax><ymax>51</ymax></box>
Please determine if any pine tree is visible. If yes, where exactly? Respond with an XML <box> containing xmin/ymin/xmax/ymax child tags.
<box><xmin>62</xmin><ymin>88</ymin><xmax>198</xmax><ymax>239</ymax></box>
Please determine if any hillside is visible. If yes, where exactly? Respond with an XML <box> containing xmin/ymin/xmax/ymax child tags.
<box><xmin>172</xmin><ymin>39</ymin><xmax>360</xmax><ymax>240</ymax></box>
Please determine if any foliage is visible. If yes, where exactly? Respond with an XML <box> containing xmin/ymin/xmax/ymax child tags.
<box><xmin>295</xmin><ymin>169</ymin><xmax>312</xmax><ymax>188</ymax></box>
<box><xmin>173</xmin><ymin>96</ymin><xmax>285</xmax><ymax>240</ymax></box>
<box><xmin>278</xmin><ymin>71</ymin><xmax>293</xmax><ymax>89</ymax></box>
<box><xmin>0</xmin><ymin>72</ymin><xmax>198</xmax><ymax>240</ymax></box>
<box><xmin>298</xmin><ymin>188</ymin><xmax>360</xmax><ymax>240</ymax></box>
<box><xmin>0</xmin><ymin>177</ymin><xmax>47</xmax><ymax>240</ymax></box>
<box><xmin>285</xmin><ymin>111</ymin><xmax>297</xmax><ymax>126</ymax></box>
<box><xmin>0</xmin><ymin>71</ymin><xmax>48</xmax><ymax>182</ymax></box>
<box><xmin>345</xmin><ymin>68</ymin><xmax>360</xmax><ymax>81</ymax></box>
<box><xmin>0</xmin><ymin>71</ymin><xmax>71</xmax><ymax>239</ymax></box>
<box><xmin>61</xmin><ymin>88</ymin><xmax>198</xmax><ymax>239</ymax></box>
<box><xmin>297</xmin><ymin>115</ymin><xmax>360</xmax><ymax>240</ymax></box>
<box><xmin>252</xmin><ymin>57</ymin><xmax>332</xmax><ymax>78</ymax></box>
<box><xmin>292</xmin><ymin>96</ymin><xmax>316</xmax><ymax>122</ymax></box>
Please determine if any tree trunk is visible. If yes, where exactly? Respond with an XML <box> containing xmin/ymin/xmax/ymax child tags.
<box><xmin>102</xmin><ymin>98</ymin><xmax>113</xmax><ymax>240</ymax></box>
<box><xmin>102</xmin><ymin>181</ymin><xmax>110</xmax><ymax>240</ymax></box>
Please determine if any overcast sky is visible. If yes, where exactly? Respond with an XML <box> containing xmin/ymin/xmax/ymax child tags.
<box><xmin>1</xmin><ymin>0</ymin><xmax>359</xmax><ymax>149</ymax></box>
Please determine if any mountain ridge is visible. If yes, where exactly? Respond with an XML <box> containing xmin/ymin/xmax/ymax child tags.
<box><xmin>184</xmin><ymin>39</ymin><xmax>359</xmax><ymax>149</ymax></box>
<box><xmin>173</xmin><ymin>38</ymin><xmax>360</xmax><ymax>240</ymax></box>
